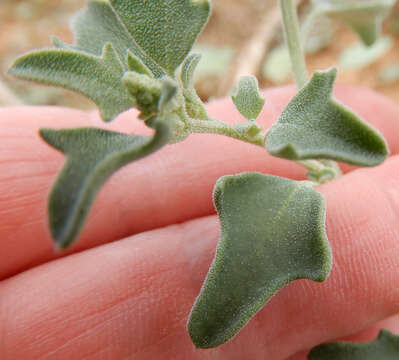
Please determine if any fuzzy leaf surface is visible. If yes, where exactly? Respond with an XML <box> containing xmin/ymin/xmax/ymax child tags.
<box><xmin>40</xmin><ymin>119</ymin><xmax>171</xmax><ymax>249</ymax></box>
<box><xmin>180</xmin><ymin>54</ymin><xmax>209</xmax><ymax>120</ymax></box>
<box><xmin>109</xmin><ymin>0</ymin><xmax>211</xmax><ymax>76</ymax></box>
<box><xmin>181</xmin><ymin>54</ymin><xmax>202</xmax><ymax>89</ymax></box>
<box><xmin>314</xmin><ymin>0</ymin><xmax>395</xmax><ymax>46</ymax></box>
<box><xmin>266</xmin><ymin>68</ymin><xmax>389</xmax><ymax>166</ymax></box>
<box><xmin>188</xmin><ymin>173</ymin><xmax>332</xmax><ymax>348</ymax></box>
<box><xmin>339</xmin><ymin>36</ymin><xmax>393</xmax><ymax>70</ymax></box>
<box><xmin>68</xmin><ymin>0</ymin><xmax>164</xmax><ymax>76</ymax></box>
<box><xmin>232</xmin><ymin>76</ymin><xmax>265</xmax><ymax>121</ymax></box>
<box><xmin>57</xmin><ymin>0</ymin><xmax>211</xmax><ymax>77</ymax></box>
<box><xmin>126</xmin><ymin>52</ymin><xmax>153</xmax><ymax>76</ymax></box>
<box><xmin>309</xmin><ymin>329</ymin><xmax>399</xmax><ymax>359</ymax></box>
<box><xmin>10</xmin><ymin>0</ymin><xmax>210</xmax><ymax>123</ymax></box>
<box><xmin>9</xmin><ymin>44</ymin><xmax>133</xmax><ymax>122</ymax></box>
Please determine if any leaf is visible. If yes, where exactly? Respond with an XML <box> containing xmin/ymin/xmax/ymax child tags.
<box><xmin>233</xmin><ymin>120</ymin><xmax>263</xmax><ymax>139</ymax></box>
<box><xmin>313</xmin><ymin>0</ymin><xmax>395</xmax><ymax>46</ymax></box>
<box><xmin>309</xmin><ymin>329</ymin><xmax>399</xmax><ymax>359</ymax></box>
<box><xmin>266</xmin><ymin>68</ymin><xmax>389</xmax><ymax>166</ymax></box>
<box><xmin>181</xmin><ymin>53</ymin><xmax>202</xmax><ymax>89</ymax></box>
<box><xmin>126</xmin><ymin>52</ymin><xmax>153</xmax><ymax>76</ymax></box>
<box><xmin>46</xmin><ymin>0</ymin><xmax>211</xmax><ymax>77</ymax></box>
<box><xmin>188</xmin><ymin>172</ymin><xmax>332</xmax><ymax>348</ymax></box>
<box><xmin>231</xmin><ymin>76</ymin><xmax>265</xmax><ymax>121</ymax></box>
<box><xmin>180</xmin><ymin>54</ymin><xmax>210</xmax><ymax>120</ymax></box>
<box><xmin>9</xmin><ymin>0</ymin><xmax>211</xmax><ymax>122</ymax></box>
<box><xmin>41</xmin><ymin>117</ymin><xmax>171</xmax><ymax>249</ymax></box>
<box><xmin>339</xmin><ymin>36</ymin><xmax>393</xmax><ymax>70</ymax></box>
<box><xmin>8</xmin><ymin>43</ymin><xmax>133</xmax><ymax>122</ymax></box>
<box><xmin>109</xmin><ymin>0</ymin><xmax>211</xmax><ymax>76</ymax></box>
<box><xmin>69</xmin><ymin>0</ymin><xmax>164</xmax><ymax>77</ymax></box>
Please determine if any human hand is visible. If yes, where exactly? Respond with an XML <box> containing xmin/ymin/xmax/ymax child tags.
<box><xmin>1</xmin><ymin>86</ymin><xmax>399</xmax><ymax>360</ymax></box>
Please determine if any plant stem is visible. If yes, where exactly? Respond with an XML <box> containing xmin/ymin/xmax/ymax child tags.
<box><xmin>279</xmin><ymin>0</ymin><xmax>308</xmax><ymax>88</ymax></box>
<box><xmin>190</xmin><ymin>118</ymin><xmax>265</xmax><ymax>147</ymax></box>
<box><xmin>296</xmin><ymin>160</ymin><xmax>326</xmax><ymax>173</ymax></box>
<box><xmin>188</xmin><ymin>117</ymin><xmax>341</xmax><ymax>184</ymax></box>
<box><xmin>296</xmin><ymin>159</ymin><xmax>341</xmax><ymax>184</ymax></box>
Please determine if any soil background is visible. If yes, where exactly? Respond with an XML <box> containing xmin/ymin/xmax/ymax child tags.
<box><xmin>1</xmin><ymin>0</ymin><xmax>399</xmax><ymax>108</ymax></box>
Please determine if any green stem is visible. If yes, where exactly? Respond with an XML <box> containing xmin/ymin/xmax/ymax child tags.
<box><xmin>279</xmin><ymin>0</ymin><xmax>308</xmax><ymax>88</ymax></box>
<box><xmin>296</xmin><ymin>159</ymin><xmax>341</xmax><ymax>184</ymax></box>
<box><xmin>189</xmin><ymin>118</ymin><xmax>265</xmax><ymax>147</ymax></box>
<box><xmin>296</xmin><ymin>160</ymin><xmax>326</xmax><ymax>173</ymax></box>
<box><xmin>188</xmin><ymin>117</ymin><xmax>341</xmax><ymax>184</ymax></box>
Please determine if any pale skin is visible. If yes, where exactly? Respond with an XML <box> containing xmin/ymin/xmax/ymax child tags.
<box><xmin>1</xmin><ymin>86</ymin><xmax>399</xmax><ymax>360</ymax></box>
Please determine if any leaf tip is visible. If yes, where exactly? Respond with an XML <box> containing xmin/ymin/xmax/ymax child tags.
<box><xmin>53</xmin><ymin>236</ymin><xmax>73</xmax><ymax>252</ymax></box>
<box><xmin>312</xmin><ymin>67</ymin><xmax>337</xmax><ymax>85</ymax></box>
<box><xmin>372</xmin><ymin>141</ymin><xmax>390</xmax><ymax>166</ymax></box>
<box><xmin>187</xmin><ymin>313</ymin><xmax>225</xmax><ymax>349</ymax></box>
<box><xmin>126</xmin><ymin>51</ymin><xmax>153</xmax><ymax>76</ymax></box>
<box><xmin>48</xmin><ymin>196</ymin><xmax>82</xmax><ymax>251</ymax></box>
<box><xmin>39</xmin><ymin>128</ymin><xmax>65</xmax><ymax>151</ymax></box>
<box><xmin>7</xmin><ymin>56</ymin><xmax>24</xmax><ymax>77</ymax></box>
<box><xmin>49</xmin><ymin>216</ymin><xmax>83</xmax><ymax>250</ymax></box>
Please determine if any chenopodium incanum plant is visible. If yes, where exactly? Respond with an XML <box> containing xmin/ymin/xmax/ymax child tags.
<box><xmin>8</xmin><ymin>0</ymin><xmax>399</xmax><ymax>356</ymax></box>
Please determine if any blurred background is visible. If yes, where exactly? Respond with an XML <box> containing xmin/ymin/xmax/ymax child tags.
<box><xmin>1</xmin><ymin>0</ymin><xmax>399</xmax><ymax>109</ymax></box>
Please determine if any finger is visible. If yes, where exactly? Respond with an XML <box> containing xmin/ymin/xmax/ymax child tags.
<box><xmin>1</xmin><ymin>86</ymin><xmax>399</xmax><ymax>280</ymax></box>
<box><xmin>2</xmin><ymin>154</ymin><xmax>399</xmax><ymax>360</ymax></box>
<box><xmin>1</xmin><ymin>101</ymin><xmax>303</xmax><ymax>281</ymax></box>
<box><xmin>286</xmin><ymin>315</ymin><xmax>399</xmax><ymax>360</ymax></box>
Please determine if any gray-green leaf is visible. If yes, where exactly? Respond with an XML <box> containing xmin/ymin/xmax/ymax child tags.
<box><xmin>180</xmin><ymin>54</ymin><xmax>210</xmax><ymax>120</ymax></box>
<box><xmin>69</xmin><ymin>0</ymin><xmax>211</xmax><ymax>77</ymax></box>
<box><xmin>313</xmin><ymin>0</ymin><xmax>395</xmax><ymax>46</ymax></box>
<box><xmin>309</xmin><ymin>329</ymin><xmax>399</xmax><ymax>359</ymax></box>
<box><xmin>68</xmin><ymin>0</ymin><xmax>163</xmax><ymax>76</ymax></box>
<box><xmin>8</xmin><ymin>43</ymin><xmax>133</xmax><ymax>122</ymax></box>
<box><xmin>266</xmin><ymin>68</ymin><xmax>389</xmax><ymax>166</ymax></box>
<box><xmin>339</xmin><ymin>36</ymin><xmax>393</xmax><ymax>70</ymax></box>
<box><xmin>231</xmin><ymin>76</ymin><xmax>265</xmax><ymax>121</ymax></box>
<box><xmin>126</xmin><ymin>52</ymin><xmax>153</xmax><ymax>76</ymax></box>
<box><xmin>9</xmin><ymin>0</ymin><xmax>211</xmax><ymax>122</ymax></box>
<box><xmin>181</xmin><ymin>54</ymin><xmax>202</xmax><ymax>90</ymax></box>
<box><xmin>41</xmin><ymin>117</ymin><xmax>171</xmax><ymax>249</ymax></box>
<box><xmin>188</xmin><ymin>172</ymin><xmax>332</xmax><ymax>348</ymax></box>
<box><xmin>109</xmin><ymin>0</ymin><xmax>211</xmax><ymax>76</ymax></box>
